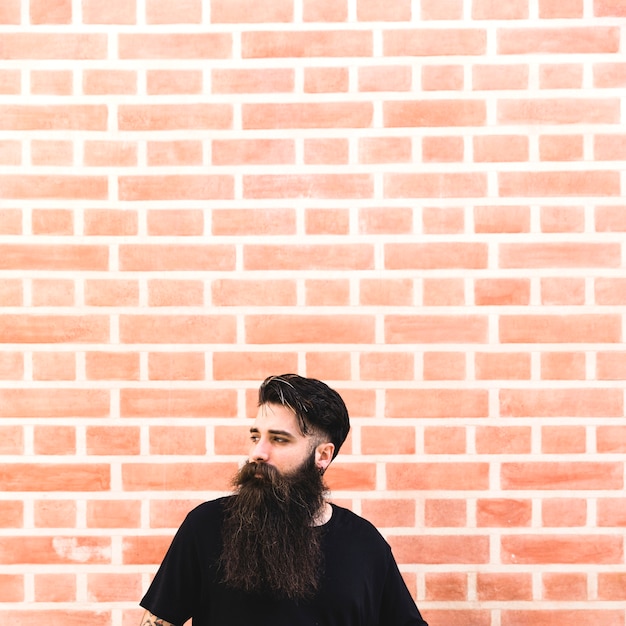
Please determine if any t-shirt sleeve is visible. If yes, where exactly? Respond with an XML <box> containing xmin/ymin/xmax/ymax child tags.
<box><xmin>378</xmin><ymin>552</ymin><xmax>429</xmax><ymax>626</ymax></box>
<box><xmin>140</xmin><ymin>512</ymin><xmax>204</xmax><ymax>626</ymax></box>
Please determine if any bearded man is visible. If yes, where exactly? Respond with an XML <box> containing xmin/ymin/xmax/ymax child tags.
<box><xmin>139</xmin><ymin>374</ymin><xmax>429</xmax><ymax>626</ymax></box>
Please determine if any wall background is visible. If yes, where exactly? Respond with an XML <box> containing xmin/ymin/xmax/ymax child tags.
<box><xmin>1</xmin><ymin>1</ymin><xmax>625</xmax><ymax>625</ymax></box>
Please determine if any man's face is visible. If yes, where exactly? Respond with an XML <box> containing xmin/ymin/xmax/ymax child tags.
<box><xmin>249</xmin><ymin>402</ymin><xmax>332</xmax><ymax>475</ymax></box>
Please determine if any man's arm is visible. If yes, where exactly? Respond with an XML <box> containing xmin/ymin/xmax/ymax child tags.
<box><xmin>139</xmin><ymin>610</ymin><xmax>175</xmax><ymax>626</ymax></box>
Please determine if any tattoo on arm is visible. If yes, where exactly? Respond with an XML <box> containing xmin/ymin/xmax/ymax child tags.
<box><xmin>140</xmin><ymin>611</ymin><xmax>175</xmax><ymax>626</ymax></box>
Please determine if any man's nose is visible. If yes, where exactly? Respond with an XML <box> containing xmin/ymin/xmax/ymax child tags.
<box><xmin>250</xmin><ymin>439</ymin><xmax>269</xmax><ymax>463</ymax></box>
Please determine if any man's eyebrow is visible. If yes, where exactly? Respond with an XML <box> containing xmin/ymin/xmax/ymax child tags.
<box><xmin>249</xmin><ymin>427</ymin><xmax>296</xmax><ymax>438</ymax></box>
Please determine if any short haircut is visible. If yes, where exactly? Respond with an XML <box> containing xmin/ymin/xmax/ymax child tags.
<box><xmin>258</xmin><ymin>374</ymin><xmax>350</xmax><ymax>460</ymax></box>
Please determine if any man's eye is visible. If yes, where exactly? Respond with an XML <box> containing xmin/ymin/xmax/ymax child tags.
<box><xmin>250</xmin><ymin>435</ymin><xmax>259</xmax><ymax>443</ymax></box>
<box><xmin>272</xmin><ymin>437</ymin><xmax>287</xmax><ymax>443</ymax></box>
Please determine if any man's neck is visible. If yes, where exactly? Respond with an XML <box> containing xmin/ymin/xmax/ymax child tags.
<box><xmin>313</xmin><ymin>500</ymin><xmax>333</xmax><ymax>526</ymax></box>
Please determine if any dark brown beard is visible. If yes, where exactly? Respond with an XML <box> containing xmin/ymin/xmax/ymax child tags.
<box><xmin>219</xmin><ymin>456</ymin><xmax>327</xmax><ymax>600</ymax></box>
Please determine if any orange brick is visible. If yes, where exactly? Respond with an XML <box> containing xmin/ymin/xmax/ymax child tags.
<box><xmin>387</xmin><ymin>243</ymin><xmax>487</xmax><ymax>269</ymax></box>
<box><xmin>540</xmin><ymin>352</ymin><xmax>586</xmax><ymax>380</ymax></box>
<box><xmin>0</xmin><ymin>574</ymin><xmax>23</xmax><ymax>602</ymax></box>
<box><xmin>542</xmin><ymin>426</ymin><xmax>586</xmax><ymax>453</ymax></box>
<box><xmin>358</xmin><ymin>65</ymin><xmax>411</xmax><ymax>91</ymax></box>
<box><xmin>477</xmin><ymin>499</ymin><xmax>532</xmax><ymax>527</ymax></box>
<box><xmin>423</xmin><ymin>277</ymin><xmax>465</xmax><ymax>305</ymax></box>
<box><xmin>595</xmin><ymin>0</ymin><xmax>626</xmax><ymax>16</ymax></box>
<box><xmin>596</xmin><ymin>278</ymin><xmax>626</xmax><ymax>305</ymax></box>
<box><xmin>500</xmin><ymin>170</ymin><xmax>620</xmax><ymax>197</ymax></box>
<box><xmin>244</xmin><ymin>173</ymin><xmax>373</xmax><ymax>199</ymax></box>
<box><xmin>32</xmin><ymin>279</ymin><xmax>75</xmax><ymax>307</ymax></box>
<box><xmin>543</xmin><ymin>573</ymin><xmax>588</xmax><ymax>600</ymax></box>
<box><xmin>385</xmin><ymin>99</ymin><xmax>485</xmax><ymax>127</ymax></box>
<box><xmin>304</xmin><ymin>138</ymin><xmax>349</xmax><ymax>165</ymax></box>
<box><xmin>475</xmin><ymin>352</ymin><xmax>531</xmax><ymax>380</ymax></box>
<box><xmin>501</xmin><ymin>535</ymin><xmax>623</xmax><ymax>564</ymax></box>
<box><xmin>122</xmin><ymin>462</ymin><xmax>236</xmax><ymax>492</ymax></box>
<box><xmin>120</xmin><ymin>389</ymin><xmax>236</xmax><ymax>418</ymax></box>
<box><xmin>245</xmin><ymin>244</ymin><xmax>373</xmax><ymax>271</ymax></box>
<box><xmin>542</xmin><ymin>498</ymin><xmax>587</xmax><ymax>526</ymax></box>
<box><xmin>362</xmin><ymin>426</ymin><xmax>415</xmax><ymax>454</ymax></box>
<box><xmin>541</xmin><ymin>205</ymin><xmax>584</xmax><ymax>233</ymax></box>
<box><xmin>212</xmin><ymin>68</ymin><xmax>294</xmax><ymax>93</ymax></box>
<box><xmin>498</xmin><ymin>27</ymin><xmax>619</xmax><ymax>54</ymax></box>
<box><xmin>147</xmin><ymin>70</ymin><xmax>202</xmax><ymax>94</ymax></box>
<box><xmin>305</xmin><ymin>279</ymin><xmax>350</xmax><ymax>306</ymax></box>
<box><xmin>595</xmin><ymin>134</ymin><xmax>626</xmax><ymax>160</ymax></box>
<box><xmin>149</xmin><ymin>500</ymin><xmax>203</xmax><ymax>529</ymax></box>
<box><xmin>243</xmin><ymin>102</ymin><xmax>373</xmax><ymax>129</ymax></box>
<box><xmin>598</xmin><ymin>573</ymin><xmax>626</xmax><ymax>600</ymax></box>
<box><xmin>84</xmin><ymin>280</ymin><xmax>139</xmax><ymax>307</ymax></box>
<box><xmin>477</xmin><ymin>573</ymin><xmax>532</xmax><ymax>601</ymax></box>
<box><xmin>597</xmin><ymin>352</ymin><xmax>626</xmax><ymax>380</ymax></box>
<box><xmin>389</xmin><ymin>534</ymin><xmax>489</xmax><ymax>564</ymax></box>
<box><xmin>421</xmin><ymin>0</ymin><xmax>464</xmax><ymax>19</ymax></box>
<box><xmin>422</xmin><ymin>65</ymin><xmax>464</xmax><ymax>91</ymax></box>
<box><xmin>30</xmin><ymin>70</ymin><xmax>72</xmax><ymax>95</ymax></box>
<box><xmin>33</xmin><ymin>425</ymin><xmax>76</xmax><ymax>454</ymax></box>
<box><xmin>424</xmin><ymin>426</ymin><xmax>466</xmax><ymax>454</ymax></box>
<box><xmin>359</xmin><ymin>137</ymin><xmax>411</xmax><ymax>164</ymax></box>
<box><xmin>147</xmin><ymin>141</ymin><xmax>203</xmax><ymax>166</ymax></box>
<box><xmin>85</xmin><ymin>352</ymin><xmax>140</xmax><ymax>381</ymax></box>
<box><xmin>426</xmin><ymin>572</ymin><xmax>467</xmax><ymax>600</ymax></box>
<box><xmin>0</xmin><ymin>70</ymin><xmax>20</xmax><ymax>93</ymax></box>
<box><xmin>146</xmin><ymin>0</ymin><xmax>202</xmax><ymax>23</ymax></box>
<box><xmin>597</xmin><ymin>498</ymin><xmax>626</xmax><ymax>526</ymax></box>
<box><xmin>83</xmin><ymin>69</ymin><xmax>137</xmax><ymax>94</ymax></box>
<box><xmin>500</xmin><ymin>315</ymin><xmax>621</xmax><ymax>343</ymax></box>
<box><xmin>119</xmin><ymin>33</ymin><xmax>230</xmax><ymax>58</ymax></box>
<box><xmin>120</xmin><ymin>315</ymin><xmax>236</xmax><ymax>344</ymax></box>
<box><xmin>246</xmin><ymin>314</ymin><xmax>374</xmax><ymax>344</ymax></box>
<box><xmin>475</xmin><ymin>426</ymin><xmax>532</xmax><ymax>454</ymax></box>
<box><xmin>473</xmin><ymin>64</ymin><xmax>528</xmax><ymax>90</ymax></box>
<box><xmin>0</xmin><ymin>501</ymin><xmax>23</xmax><ymax>528</ymax></box>
<box><xmin>214</xmin><ymin>426</ymin><xmax>250</xmax><ymax>456</ymax></box>
<box><xmin>30</xmin><ymin>0</ymin><xmax>72</xmax><ymax>23</ymax></box>
<box><xmin>0</xmin><ymin>176</ymin><xmax>108</xmax><ymax>200</ymax></box>
<box><xmin>385</xmin><ymin>315</ymin><xmax>487</xmax><ymax>344</ymax></box>
<box><xmin>0</xmin><ymin>426</ymin><xmax>23</xmax><ymax>454</ymax></box>
<box><xmin>213</xmin><ymin>139</ymin><xmax>295</xmax><ymax>165</ymax></box>
<box><xmin>34</xmin><ymin>499</ymin><xmax>76</xmax><ymax>527</ymax></box>
<box><xmin>31</xmin><ymin>141</ymin><xmax>73</xmax><ymax>166</ymax></box>
<box><xmin>501</xmin><ymin>461</ymin><xmax>623</xmax><ymax>490</ymax></box>
<box><xmin>360</xmin><ymin>279</ymin><xmax>413</xmax><ymax>306</ymax></box>
<box><xmin>325</xmin><ymin>462</ymin><xmax>376</xmax><ymax>491</ymax></box>
<box><xmin>87</xmin><ymin>500</ymin><xmax>141</xmax><ymax>528</ymax></box>
<box><xmin>212</xmin><ymin>208</ymin><xmax>295</xmax><ymax>235</ymax></box>
<box><xmin>541</xmin><ymin>278</ymin><xmax>586</xmax><ymax>305</ymax></box>
<box><xmin>423</xmin><ymin>350</ymin><xmax>466</xmax><ymax>380</ymax></box>
<box><xmin>473</xmin><ymin>0</ymin><xmax>528</xmax><ymax>18</ymax></box>
<box><xmin>501</xmin><ymin>388</ymin><xmax>623</xmax><ymax>417</ymax></box>
<box><xmin>83</xmin><ymin>0</ymin><xmax>136</xmax><ymax>23</ymax></box>
<box><xmin>86</xmin><ymin>426</ymin><xmax>140</xmax><ymax>456</ymax></box>
<box><xmin>304</xmin><ymin>67</ymin><xmax>348</xmax><ymax>93</ymax></box>
<box><xmin>361</xmin><ymin>499</ymin><xmax>415</xmax><ymax>528</ymax></box>
<box><xmin>305</xmin><ymin>208</ymin><xmax>350</xmax><ymax>234</ymax></box>
<box><xmin>243</xmin><ymin>30</ymin><xmax>372</xmax><ymax>58</ymax></box>
<box><xmin>87</xmin><ymin>573</ymin><xmax>142</xmax><ymax>602</ymax></box>
<box><xmin>148</xmin><ymin>352</ymin><xmax>205</xmax><ymax>380</ymax></box>
<box><xmin>597</xmin><ymin>426</ymin><xmax>626</xmax><ymax>453</ymax></box>
<box><xmin>84</xmin><ymin>209</ymin><xmax>137</xmax><ymax>236</ymax></box>
<box><xmin>0</xmin><ymin>352</ymin><xmax>23</xmax><ymax>380</ymax></box>
<box><xmin>305</xmin><ymin>352</ymin><xmax>351</xmax><ymax>380</ymax></box>
<box><xmin>540</xmin><ymin>0</ymin><xmax>583</xmax><ymax>17</ymax></box>
<box><xmin>118</xmin><ymin>104</ymin><xmax>232</xmax><ymax>131</ymax></box>
<box><xmin>212</xmin><ymin>279</ymin><xmax>296</xmax><ymax>307</ymax></box>
<box><xmin>0</xmin><ymin>141</ymin><xmax>20</xmax><ymax>165</ymax></box>
<box><xmin>0</xmin><ymin>315</ymin><xmax>109</xmax><ymax>343</ymax></box>
<box><xmin>384</xmin><ymin>29</ymin><xmax>486</xmax><ymax>56</ymax></box>
<box><xmin>386</xmin><ymin>172</ymin><xmax>487</xmax><ymax>198</ymax></box>
<box><xmin>0</xmin><ymin>464</ymin><xmax>110</xmax><ymax>492</ymax></box>
<box><xmin>147</xmin><ymin>211</ymin><xmax>204</xmax><ymax>236</ymax></box>
<box><xmin>422</xmin><ymin>136</ymin><xmax>464</xmax><ymax>162</ymax></box>
<box><xmin>150</xmin><ymin>426</ymin><xmax>207</xmax><ymax>455</ymax></box>
<box><xmin>84</xmin><ymin>141</ymin><xmax>137</xmax><ymax>167</ymax></box>
<box><xmin>539</xmin><ymin>64</ymin><xmax>583</xmax><ymax>89</ymax></box>
<box><xmin>422</xmin><ymin>207</ymin><xmax>464</xmax><ymax>233</ymax></box>
<box><xmin>120</xmin><ymin>244</ymin><xmax>234</xmax><ymax>271</ymax></box>
<box><xmin>474</xmin><ymin>135</ymin><xmax>528</xmax><ymax>162</ymax></box>
<box><xmin>34</xmin><ymin>574</ymin><xmax>75</xmax><ymax>602</ymax></box>
<box><xmin>303</xmin><ymin>0</ymin><xmax>347</xmax><ymax>21</ymax></box>
<box><xmin>475</xmin><ymin>278</ymin><xmax>530</xmax><ymax>306</ymax></box>
<box><xmin>121</xmin><ymin>174</ymin><xmax>234</xmax><ymax>201</ymax></box>
<box><xmin>388</xmin><ymin>462</ymin><xmax>489</xmax><ymax>490</ymax></box>
<box><xmin>594</xmin><ymin>63</ymin><xmax>626</xmax><ymax>88</ymax></box>
<box><xmin>359</xmin><ymin>207</ymin><xmax>413</xmax><ymax>234</ymax></box>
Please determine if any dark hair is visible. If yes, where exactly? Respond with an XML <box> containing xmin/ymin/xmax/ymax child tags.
<box><xmin>258</xmin><ymin>374</ymin><xmax>350</xmax><ymax>460</ymax></box>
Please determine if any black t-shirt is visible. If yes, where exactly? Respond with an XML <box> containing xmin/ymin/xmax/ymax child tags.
<box><xmin>141</xmin><ymin>497</ymin><xmax>428</xmax><ymax>626</ymax></box>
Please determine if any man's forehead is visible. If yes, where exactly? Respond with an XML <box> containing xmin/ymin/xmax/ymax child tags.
<box><xmin>254</xmin><ymin>402</ymin><xmax>304</xmax><ymax>435</ymax></box>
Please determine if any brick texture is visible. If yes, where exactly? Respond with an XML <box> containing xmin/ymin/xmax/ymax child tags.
<box><xmin>0</xmin><ymin>2</ymin><xmax>624</xmax><ymax>626</ymax></box>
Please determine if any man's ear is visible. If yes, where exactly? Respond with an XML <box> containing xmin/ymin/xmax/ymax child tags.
<box><xmin>315</xmin><ymin>441</ymin><xmax>335</xmax><ymax>471</ymax></box>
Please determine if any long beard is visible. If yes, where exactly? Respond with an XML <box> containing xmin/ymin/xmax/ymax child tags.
<box><xmin>219</xmin><ymin>456</ymin><xmax>327</xmax><ymax>600</ymax></box>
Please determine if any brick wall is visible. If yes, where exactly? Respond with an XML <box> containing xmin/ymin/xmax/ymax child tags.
<box><xmin>1</xmin><ymin>1</ymin><xmax>625</xmax><ymax>625</ymax></box>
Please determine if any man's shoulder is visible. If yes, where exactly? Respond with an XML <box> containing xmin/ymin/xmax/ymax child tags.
<box><xmin>180</xmin><ymin>495</ymin><xmax>231</xmax><ymax>529</ymax></box>
<box><xmin>329</xmin><ymin>503</ymin><xmax>386</xmax><ymax>539</ymax></box>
